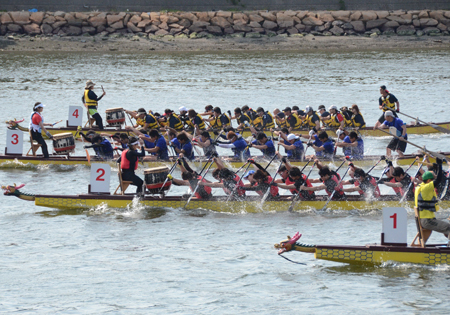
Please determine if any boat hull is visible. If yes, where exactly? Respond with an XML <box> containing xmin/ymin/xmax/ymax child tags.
<box><xmin>29</xmin><ymin>195</ymin><xmax>450</xmax><ymax>212</ymax></box>
<box><xmin>314</xmin><ymin>244</ymin><xmax>450</xmax><ymax>266</ymax></box>
<box><xmin>9</xmin><ymin>121</ymin><xmax>450</xmax><ymax>138</ymax></box>
<box><xmin>1</xmin><ymin>153</ymin><xmax>446</xmax><ymax>168</ymax></box>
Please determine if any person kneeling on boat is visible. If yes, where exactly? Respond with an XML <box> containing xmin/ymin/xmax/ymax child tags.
<box><xmin>342</xmin><ymin>164</ymin><xmax>380</xmax><ymax>199</ymax></box>
<box><xmin>242</xmin><ymin>159</ymin><xmax>279</xmax><ymax>200</ymax></box>
<box><xmin>415</xmin><ymin>167</ymin><xmax>450</xmax><ymax>246</ymax></box>
<box><xmin>199</xmin><ymin>157</ymin><xmax>245</xmax><ymax>199</ymax></box>
<box><xmin>169</xmin><ymin>155</ymin><xmax>213</xmax><ymax>200</ymax></box>
<box><xmin>117</xmin><ymin>136</ymin><xmax>146</xmax><ymax>194</ymax></box>
<box><xmin>83</xmin><ymin>134</ymin><xmax>114</xmax><ymax>160</ymax></box>
<box><xmin>304</xmin><ymin>167</ymin><xmax>346</xmax><ymax>200</ymax></box>
<box><xmin>30</xmin><ymin>102</ymin><xmax>53</xmax><ymax>158</ymax></box>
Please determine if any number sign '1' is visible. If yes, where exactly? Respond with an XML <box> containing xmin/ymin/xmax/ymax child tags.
<box><xmin>68</xmin><ymin>106</ymin><xmax>83</xmax><ymax>127</ymax></box>
<box><xmin>6</xmin><ymin>129</ymin><xmax>24</xmax><ymax>155</ymax></box>
<box><xmin>90</xmin><ymin>163</ymin><xmax>111</xmax><ymax>193</ymax></box>
<box><xmin>382</xmin><ymin>207</ymin><xmax>407</xmax><ymax>244</ymax></box>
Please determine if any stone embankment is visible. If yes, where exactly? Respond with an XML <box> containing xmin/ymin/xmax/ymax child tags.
<box><xmin>1</xmin><ymin>10</ymin><xmax>450</xmax><ymax>39</ymax></box>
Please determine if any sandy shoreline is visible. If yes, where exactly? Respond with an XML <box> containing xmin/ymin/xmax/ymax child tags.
<box><xmin>1</xmin><ymin>34</ymin><xmax>450</xmax><ymax>53</ymax></box>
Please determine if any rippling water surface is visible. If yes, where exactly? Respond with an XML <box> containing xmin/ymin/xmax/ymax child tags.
<box><xmin>1</xmin><ymin>49</ymin><xmax>450</xmax><ymax>313</ymax></box>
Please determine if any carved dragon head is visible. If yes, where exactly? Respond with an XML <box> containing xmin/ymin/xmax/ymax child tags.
<box><xmin>274</xmin><ymin>232</ymin><xmax>302</xmax><ymax>254</ymax></box>
<box><xmin>1</xmin><ymin>183</ymin><xmax>25</xmax><ymax>196</ymax></box>
<box><xmin>5</xmin><ymin>118</ymin><xmax>24</xmax><ymax>129</ymax></box>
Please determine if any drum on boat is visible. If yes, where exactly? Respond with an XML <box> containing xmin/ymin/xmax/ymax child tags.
<box><xmin>144</xmin><ymin>166</ymin><xmax>172</xmax><ymax>194</ymax></box>
<box><xmin>105</xmin><ymin>108</ymin><xmax>125</xmax><ymax>127</ymax></box>
<box><xmin>52</xmin><ymin>133</ymin><xmax>75</xmax><ymax>155</ymax></box>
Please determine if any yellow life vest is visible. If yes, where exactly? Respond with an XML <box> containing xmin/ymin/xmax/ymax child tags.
<box><xmin>415</xmin><ymin>181</ymin><xmax>438</xmax><ymax>219</ymax></box>
<box><xmin>84</xmin><ymin>89</ymin><xmax>97</xmax><ymax>109</ymax></box>
<box><xmin>211</xmin><ymin>113</ymin><xmax>230</xmax><ymax>129</ymax></box>
<box><xmin>351</xmin><ymin>113</ymin><xmax>366</xmax><ymax>128</ymax></box>
<box><xmin>286</xmin><ymin>113</ymin><xmax>302</xmax><ymax>129</ymax></box>
<box><xmin>171</xmin><ymin>113</ymin><xmax>184</xmax><ymax>130</ymax></box>
<box><xmin>145</xmin><ymin>113</ymin><xmax>159</xmax><ymax>130</ymax></box>
<box><xmin>305</xmin><ymin>113</ymin><xmax>319</xmax><ymax>128</ymax></box>
<box><xmin>275</xmin><ymin>115</ymin><xmax>288</xmax><ymax>129</ymax></box>
<box><xmin>190</xmin><ymin>114</ymin><xmax>206</xmax><ymax>130</ymax></box>
<box><xmin>136</xmin><ymin>118</ymin><xmax>144</xmax><ymax>127</ymax></box>
<box><xmin>264</xmin><ymin>111</ymin><xmax>275</xmax><ymax>129</ymax></box>
<box><xmin>328</xmin><ymin>113</ymin><xmax>342</xmax><ymax>128</ymax></box>
<box><xmin>381</xmin><ymin>95</ymin><xmax>396</xmax><ymax>111</ymax></box>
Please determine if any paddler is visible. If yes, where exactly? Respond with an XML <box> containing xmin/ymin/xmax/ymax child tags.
<box><xmin>231</xmin><ymin>107</ymin><xmax>252</xmax><ymax>130</ymax></box>
<box><xmin>324</xmin><ymin>105</ymin><xmax>345</xmax><ymax>130</ymax></box>
<box><xmin>377</xmin><ymin>85</ymin><xmax>399</xmax><ymax>124</ymax></box>
<box><xmin>415</xmin><ymin>165</ymin><xmax>450</xmax><ymax>246</ymax></box>
<box><xmin>242</xmin><ymin>159</ymin><xmax>279</xmax><ymax>199</ymax></box>
<box><xmin>140</xmin><ymin>129</ymin><xmax>169</xmax><ymax>161</ymax></box>
<box><xmin>277</xmin><ymin>133</ymin><xmax>304</xmax><ymax>160</ymax></box>
<box><xmin>125</xmin><ymin>108</ymin><xmax>159</xmax><ymax>131</ymax></box>
<box><xmin>82</xmin><ymin>80</ymin><xmax>105</xmax><ymax>130</ymax></box>
<box><xmin>335</xmin><ymin>131</ymin><xmax>364</xmax><ymax>160</ymax></box>
<box><xmin>29</xmin><ymin>102</ymin><xmax>53</xmax><ymax>158</ymax></box>
<box><xmin>350</xmin><ymin>104</ymin><xmax>366</xmax><ymax>129</ymax></box>
<box><xmin>301</xmin><ymin>106</ymin><xmax>321</xmax><ymax>131</ymax></box>
<box><xmin>178</xmin><ymin>106</ymin><xmax>191</xmax><ymax>129</ymax></box>
<box><xmin>216</xmin><ymin>131</ymin><xmax>251</xmax><ymax>161</ymax></box>
<box><xmin>199</xmin><ymin>157</ymin><xmax>245</xmax><ymax>199</ymax></box>
<box><xmin>317</xmin><ymin>105</ymin><xmax>331</xmax><ymax>127</ymax></box>
<box><xmin>187</xmin><ymin>109</ymin><xmax>206</xmax><ymax>130</ymax></box>
<box><xmin>191</xmin><ymin>131</ymin><xmax>218</xmax><ymax>158</ymax></box>
<box><xmin>252</xmin><ymin>107</ymin><xmax>275</xmax><ymax>131</ymax></box>
<box><xmin>282</xmin><ymin>107</ymin><xmax>302</xmax><ymax>131</ymax></box>
<box><xmin>117</xmin><ymin>136</ymin><xmax>146</xmax><ymax>195</ymax></box>
<box><xmin>82</xmin><ymin>134</ymin><xmax>114</xmax><ymax>160</ymax></box>
<box><xmin>303</xmin><ymin>166</ymin><xmax>346</xmax><ymax>200</ymax></box>
<box><xmin>174</xmin><ymin>132</ymin><xmax>195</xmax><ymax>160</ymax></box>
<box><xmin>380</xmin><ymin>163</ymin><xmax>415</xmax><ymax>200</ymax></box>
<box><xmin>376</xmin><ymin>110</ymin><xmax>407</xmax><ymax>158</ymax></box>
<box><xmin>241</xmin><ymin>105</ymin><xmax>258</xmax><ymax>122</ymax></box>
<box><xmin>307</xmin><ymin>131</ymin><xmax>335</xmax><ymax>160</ymax></box>
<box><xmin>249</xmin><ymin>132</ymin><xmax>276</xmax><ymax>159</ymax></box>
<box><xmin>159</xmin><ymin>109</ymin><xmax>184</xmax><ymax>131</ymax></box>
<box><xmin>342</xmin><ymin>163</ymin><xmax>380</xmax><ymax>198</ymax></box>
<box><xmin>205</xmin><ymin>107</ymin><xmax>231</xmax><ymax>131</ymax></box>
<box><xmin>168</xmin><ymin>155</ymin><xmax>213</xmax><ymax>200</ymax></box>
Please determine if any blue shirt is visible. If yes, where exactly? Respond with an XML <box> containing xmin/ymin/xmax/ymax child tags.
<box><xmin>182</xmin><ymin>141</ymin><xmax>195</xmax><ymax>160</ymax></box>
<box><xmin>233</xmin><ymin>137</ymin><xmax>251</xmax><ymax>160</ymax></box>
<box><xmin>342</xmin><ymin>136</ymin><xmax>352</xmax><ymax>156</ymax></box>
<box><xmin>171</xmin><ymin>138</ymin><xmax>181</xmax><ymax>150</ymax></box>
<box><xmin>321</xmin><ymin>139</ymin><xmax>334</xmax><ymax>159</ymax></box>
<box><xmin>312</xmin><ymin>135</ymin><xmax>323</xmax><ymax>157</ymax></box>
<box><xmin>351</xmin><ymin>137</ymin><xmax>364</xmax><ymax>160</ymax></box>
<box><xmin>285</xmin><ymin>139</ymin><xmax>304</xmax><ymax>159</ymax></box>
<box><xmin>155</xmin><ymin>136</ymin><xmax>169</xmax><ymax>160</ymax></box>
<box><xmin>383</xmin><ymin>117</ymin><xmax>407</xmax><ymax>137</ymax></box>
<box><xmin>252</xmin><ymin>138</ymin><xmax>275</xmax><ymax>158</ymax></box>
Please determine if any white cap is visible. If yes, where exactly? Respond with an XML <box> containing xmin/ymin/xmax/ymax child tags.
<box><xmin>329</xmin><ymin>105</ymin><xmax>338</xmax><ymax>111</ymax></box>
<box><xmin>384</xmin><ymin>111</ymin><xmax>394</xmax><ymax>118</ymax></box>
<box><xmin>287</xmin><ymin>134</ymin><xmax>298</xmax><ymax>141</ymax></box>
<box><xmin>179</xmin><ymin>106</ymin><xmax>188</xmax><ymax>112</ymax></box>
<box><xmin>309</xmin><ymin>129</ymin><xmax>316</xmax><ymax>136</ymax></box>
<box><xmin>305</xmin><ymin>106</ymin><xmax>313</xmax><ymax>113</ymax></box>
<box><xmin>35</xmin><ymin>103</ymin><xmax>45</xmax><ymax>109</ymax></box>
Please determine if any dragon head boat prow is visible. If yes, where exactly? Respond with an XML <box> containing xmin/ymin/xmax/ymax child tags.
<box><xmin>5</xmin><ymin>118</ymin><xmax>25</xmax><ymax>130</ymax></box>
<box><xmin>2</xmin><ymin>184</ymin><xmax>35</xmax><ymax>201</ymax></box>
<box><xmin>274</xmin><ymin>232</ymin><xmax>316</xmax><ymax>254</ymax></box>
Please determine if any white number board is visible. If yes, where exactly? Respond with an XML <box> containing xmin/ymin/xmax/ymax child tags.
<box><xmin>90</xmin><ymin>163</ymin><xmax>111</xmax><ymax>193</ymax></box>
<box><xmin>68</xmin><ymin>106</ymin><xmax>83</xmax><ymax>127</ymax></box>
<box><xmin>6</xmin><ymin>129</ymin><xmax>23</xmax><ymax>155</ymax></box>
<box><xmin>382</xmin><ymin>207</ymin><xmax>407</xmax><ymax>244</ymax></box>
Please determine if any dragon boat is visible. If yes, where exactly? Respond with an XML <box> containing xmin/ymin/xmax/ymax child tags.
<box><xmin>275</xmin><ymin>231</ymin><xmax>450</xmax><ymax>266</ymax></box>
<box><xmin>3</xmin><ymin>184</ymin><xmax>450</xmax><ymax>212</ymax></box>
<box><xmin>0</xmin><ymin>152</ymin><xmax>446</xmax><ymax>169</ymax></box>
<box><xmin>7</xmin><ymin>119</ymin><xmax>450</xmax><ymax>139</ymax></box>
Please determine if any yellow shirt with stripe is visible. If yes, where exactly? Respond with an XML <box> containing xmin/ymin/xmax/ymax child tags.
<box><xmin>415</xmin><ymin>181</ymin><xmax>438</xmax><ymax>219</ymax></box>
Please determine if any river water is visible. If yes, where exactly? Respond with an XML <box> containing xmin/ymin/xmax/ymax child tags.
<box><xmin>1</xmin><ymin>49</ymin><xmax>450</xmax><ymax>313</ymax></box>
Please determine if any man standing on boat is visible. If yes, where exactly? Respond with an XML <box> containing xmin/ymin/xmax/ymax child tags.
<box><xmin>415</xmin><ymin>163</ymin><xmax>450</xmax><ymax>246</ymax></box>
<box><xmin>117</xmin><ymin>136</ymin><xmax>146</xmax><ymax>195</ymax></box>
<box><xmin>30</xmin><ymin>102</ymin><xmax>53</xmax><ymax>158</ymax></box>
<box><xmin>376</xmin><ymin>111</ymin><xmax>407</xmax><ymax>158</ymax></box>
<box><xmin>376</xmin><ymin>85</ymin><xmax>399</xmax><ymax>124</ymax></box>
<box><xmin>82</xmin><ymin>80</ymin><xmax>105</xmax><ymax>130</ymax></box>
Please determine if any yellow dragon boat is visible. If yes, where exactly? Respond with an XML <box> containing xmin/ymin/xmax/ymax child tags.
<box><xmin>275</xmin><ymin>232</ymin><xmax>450</xmax><ymax>266</ymax></box>
<box><xmin>3</xmin><ymin>184</ymin><xmax>450</xmax><ymax>212</ymax></box>
<box><xmin>7</xmin><ymin>119</ymin><xmax>450</xmax><ymax>139</ymax></box>
<box><xmin>0</xmin><ymin>153</ymin><xmax>446</xmax><ymax>169</ymax></box>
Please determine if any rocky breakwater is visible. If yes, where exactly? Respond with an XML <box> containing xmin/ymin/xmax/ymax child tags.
<box><xmin>1</xmin><ymin>10</ymin><xmax>450</xmax><ymax>38</ymax></box>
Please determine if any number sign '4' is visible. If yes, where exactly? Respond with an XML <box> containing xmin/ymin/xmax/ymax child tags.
<box><xmin>6</xmin><ymin>129</ymin><xmax>23</xmax><ymax>155</ymax></box>
<box><xmin>382</xmin><ymin>207</ymin><xmax>407</xmax><ymax>244</ymax></box>
<box><xmin>68</xmin><ymin>106</ymin><xmax>83</xmax><ymax>127</ymax></box>
<box><xmin>90</xmin><ymin>163</ymin><xmax>111</xmax><ymax>193</ymax></box>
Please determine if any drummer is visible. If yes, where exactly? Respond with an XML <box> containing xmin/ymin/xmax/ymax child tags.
<box><xmin>82</xmin><ymin>80</ymin><xmax>105</xmax><ymax>130</ymax></box>
<box><xmin>29</xmin><ymin>102</ymin><xmax>53</xmax><ymax>158</ymax></box>
<box><xmin>117</xmin><ymin>136</ymin><xmax>146</xmax><ymax>195</ymax></box>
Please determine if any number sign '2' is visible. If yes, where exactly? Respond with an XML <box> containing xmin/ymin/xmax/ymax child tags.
<box><xmin>90</xmin><ymin>163</ymin><xmax>111</xmax><ymax>193</ymax></box>
<box><xmin>382</xmin><ymin>207</ymin><xmax>407</xmax><ymax>244</ymax></box>
<box><xmin>68</xmin><ymin>106</ymin><xmax>83</xmax><ymax>127</ymax></box>
<box><xmin>6</xmin><ymin>129</ymin><xmax>23</xmax><ymax>155</ymax></box>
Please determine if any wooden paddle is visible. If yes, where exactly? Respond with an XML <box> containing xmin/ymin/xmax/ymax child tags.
<box><xmin>321</xmin><ymin>165</ymin><xmax>351</xmax><ymax>211</ymax></box>
<box><xmin>184</xmin><ymin>158</ymin><xmax>215</xmax><ymax>209</ymax></box>
<box><xmin>377</xmin><ymin>127</ymin><xmax>447</xmax><ymax>160</ymax></box>
<box><xmin>288</xmin><ymin>161</ymin><xmax>316</xmax><ymax>212</ymax></box>
<box><xmin>260</xmin><ymin>162</ymin><xmax>284</xmax><ymax>205</ymax></box>
<box><xmin>51</xmin><ymin>120</ymin><xmax>63</xmax><ymax>126</ymax></box>
<box><xmin>78</xmin><ymin>127</ymin><xmax>91</xmax><ymax>165</ymax></box>
<box><xmin>392</xmin><ymin>108</ymin><xmax>450</xmax><ymax>134</ymax></box>
<box><xmin>400</xmin><ymin>156</ymin><xmax>427</xmax><ymax>202</ymax></box>
<box><xmin>226</xmin><ymin>161</ymin><xmax>251</xmax><ymax>202</ymax></box>
<box><xmin>160</xmin><ymin>158</ymin><xmax>179</xmax><ymax>193</ymax></box>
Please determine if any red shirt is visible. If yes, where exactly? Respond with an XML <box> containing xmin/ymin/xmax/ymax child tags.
<box><xmin>32</xmin><ymin>113</ymin><xmax>42</xmax><ymax>125</ymax></box>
